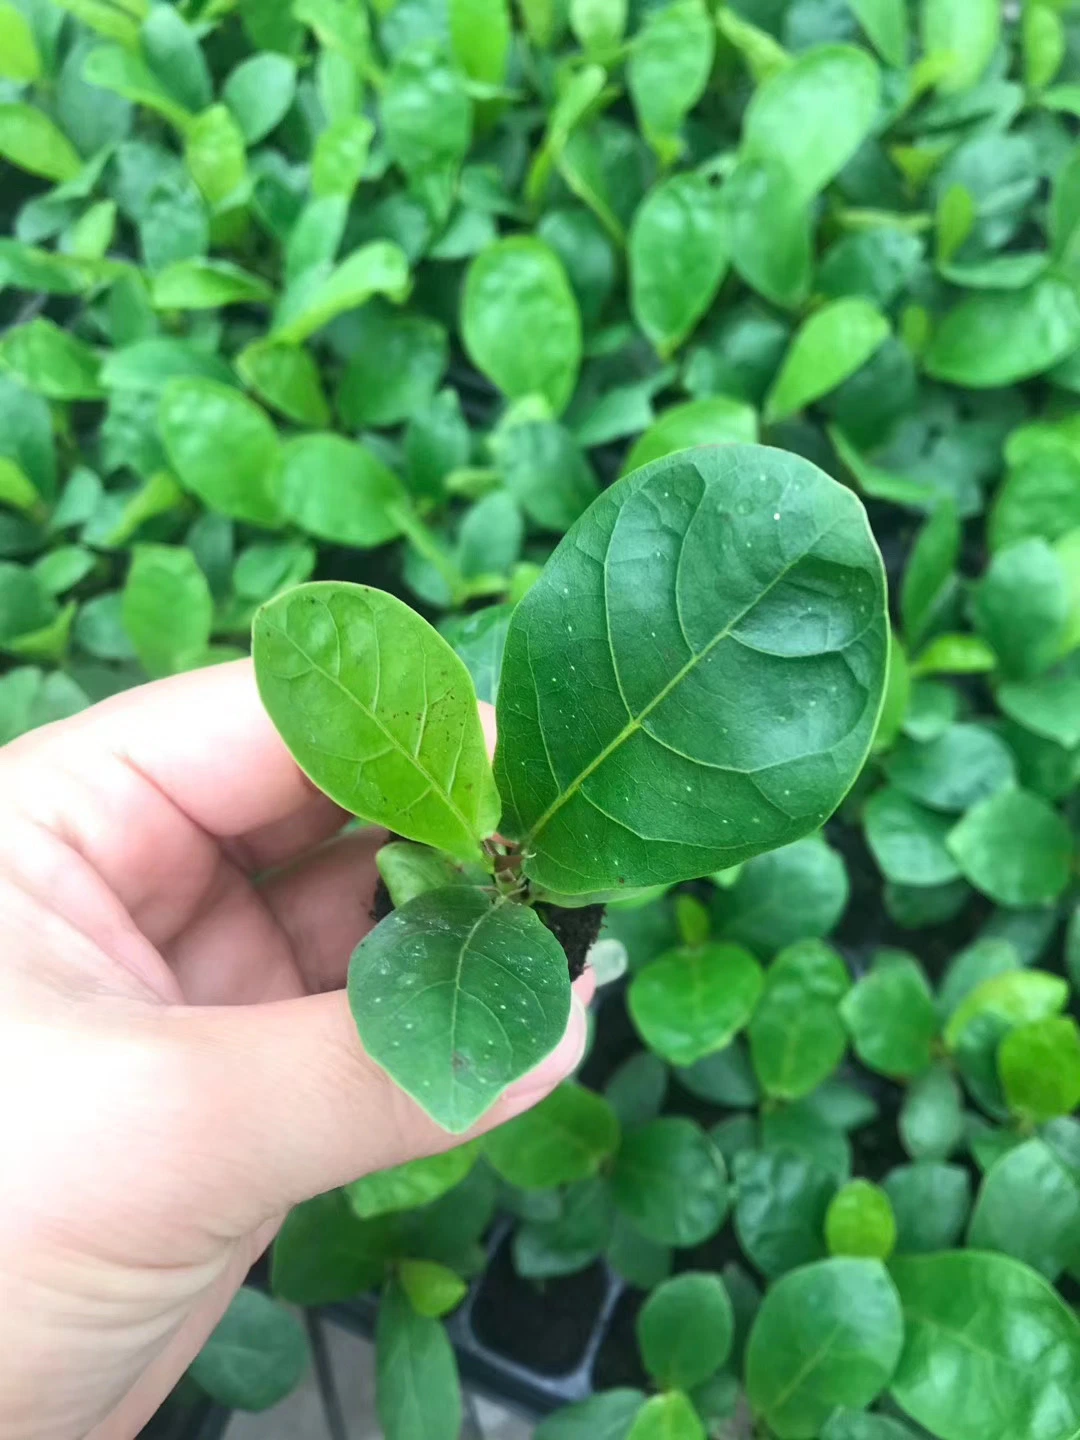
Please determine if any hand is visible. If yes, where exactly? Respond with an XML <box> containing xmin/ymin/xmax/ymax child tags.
<box><xmin>0</xmin><ymin>660</ymin><xmax>591</xmax><ymax>1440</ymax></box>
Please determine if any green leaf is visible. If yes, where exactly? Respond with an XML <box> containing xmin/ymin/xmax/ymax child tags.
<box><xmin>514</xmin><ymin>1177</ymin><xmax>614</xmax><ymax>1278</ymax></box>
<box><xmin>376</xmin><ymin>1278</ymin><xmax>461</xmax><ymax>1440</ymax></box>
<box><xmin>675</xmin><ymin>1040</ymin><xmax>758</xmax><ymax>1107</ymax></box>
<box><xmin>184</xmin><ymin>104</ymin><xmax>247</xmax><ymax>211</ymax></box>
<box><xmin>889</xmin><ymin>1251</ymin><xmax>1080</xmax><ymax>1440</ymax></box>
<box><xmin>925</xmin><ymin>279</ymin><xmax>1080</xmax><ymax>387</ymax></box>
<box><xmin>350</xmin><ymin>889</ymin><xmax>570</xmax><ymax>1133</ymax></box>
<box><xmin>625</xmin><ymin>1392</ymin><xmax>705</xmax><ymax>1440</ymax></box>
<box><xmin>610</xmin><ymin>1117</ymin><xmax>729</xmax><ymax>1246</ymax></box>
<box><xmin>637</xmin><ymin>1271</ymin><xmax>733</xmax><ymax>1389</ymax></box>
<box><xmin>999</xmin><ymin>1016</ymin><xmax>1080</xmax><ymax>1123</ymax></box>
<box><xmin>569</xmin><ymin>0</ymin><xmax>626</xmax><ymax>55</ymax></box>
<box><xmin>346</xmin><ymin>1145</ymin><xmax>478</xmax><ymax>1219</ymax></box>
<box><xmin>121</xmin><ymin>544</ymin><xmax>212</xmax><ymax>678</ymax></box>
<box><xmin>376</xmin><ymin>842</ymin><xmax>489</xmax><ymax>910</ymax></box>
<box><xmin>900</xmin><ymin>500</ymin><xmax>959</xmax><ymax>648</ymax></box>
<box><xmin>83</xmin><ymin>43</ymin><xmax>193</xmax><ymax>132</ymax></box>
<box><xmin>273</xmin><ymin>241</ymin><xmax>411</xmax><ymax>345</ymax></box>
<box><xmin>947</xmin><ymin>789</ymin><xmax>1073</xmax><ymax>907</ymax></box>
<box><xmin>714</xmin><ymin>834</ymin><xmax>848</xmax><ymax>956</ymax></box>
<box><xmin>967</xmin><ymin>1137</ymin><xmax>1080</xmax><ymax>1280</ymax></box>
<box><xmin>495</xmin><ymin>445</ymin><xmax>888</xmax><ymax>896</ymax></box>
<box><xmin>278</xmin><ymin>433</ymin><xmax>407</xmax><ymax>548</ymax></box>
<box><xmin>734</xmin><ymin>1148</ymin><xmax>835</xmax><ymax>1277</ymax></box>
<box><xmin>910</xmin><ymin>633</ymin><xmax>996</xmax><ymax>678</ymax></box>
<box><xmin>723</xmin><ymin>155</ymin><xmax>812</xmax><ymax>309</ymax></box>
<box><xmin>621</xmin><ymin>396</ymin><xmax>757</xmax><ymax>474</ymax></box>
<box><xmin>973</xmin><ymin>539</ymin><xmax>1068</xmax><ymax>680</ymax></box>
<box><xmin>864</xmin><ymin>787</ymin><xmax>960</xmax><ymax>887</ymax></box>
<box><xmin>746</xmin><ymin>1258</ymin><xmax>903</xmax><ymax>1440</ymax></box>
<box><xmin>189</xmin><ymin>1288</ymin><xmax>309</xmax><ymax>1411</ymax></box>
<box><xmin>483</xmin><ymin>1083</ymin><xmax>619</xmax><ymax>1187</ymax></box>
<box><xmin>449</xmin><ymin>0</ymin><xmax>511</xmax><ymax>86</ymax></box>
<box><xmin>493</xmin><ymin>420</ymin><xmax>599</xmax><ymax>534</ymax></box>
<box><xmin>749</xmin><ymin>940</ymin><xmax>850</xmax><ymax>1099</ymax></box>
<box><xmin>629</xmin><ymin>942</ymin><xmax>763</xmax><ymax>1066</ymax></box>
<box><xmin>898</xmin><ymin>1064</ymin><xmax>964</xmax><ymax>1160</ymax></box>
<box><xmin>626</xmin><ymin>0</ymin><xmax>714</xmax><ymax>161</ymax></box>
<box><xmin>629</xmin><ymin>172</ymin><xmax>728</xmax><ymax>359</ymax></box>
<box><xmin>839</xmin><ymin>955</ymin><xmax>937</xmax><ymax>1079</ymax></box>
<box><xmin>381</xmin><ymin>44</ymin><xmax>471</xmax><ymax>221</ymax></box>
<box><xmin>606</xmin><ymin>1052</ymin><xmax>669</xmax><ymax>1127</ymax></box>
<box><xmin>156</xmin><ymin>378</ymin><xmax>280</xmax><ymax>528</ymax></box>
<box><xmin>764</xmin><ymin>298</ymin><xmax>889</xmax><ymax>422</ymax></box>
<box><xmin>272</xmin><ymin>1189</ymin><xmax>394</xmax><ymax>1304</ymax></box>
<box><xmin>398</xmin><ymin>1259</ymin><xmax>468</xmax><ymax>1318</ymax></box>
<box><xmin>236</xmin><ymin>341</ymin><xmax>331</xmax><ymax>428</ymax></box>
<box><xmin>0</xmin><ymin>103</ymin><xmax>81</xmax><ymax>182</ymax></box>
<box><xmin>223</xmin><ymin>53</ymin><xmax>296</xmax><ymax>144</ymax></box>
<box><xmin>761</xmin><ymin>1100</ymin><xmax>851</xmax><ymax>1185</ymax></box>
<box><xmin>743</xmin><ymin>44</ymin><xmax>881</xmax><ymax>202</ymax></box>
<box><xmin>462</xmin><ymin>238</ymin><xmax>581</xmax><ymax>415</ymax></box>
<box><xmin>921</xmin><ymin>0</ymin><xmax>1000</xmax><ymax>94</ymax></box>
<box><xmin>945</xmin><ymin>967</ymin><xmax>1068</xmax><ymax>1052</ymax></box>
<box><xmin>312</xmin><ymin>115</ymin><xmax>374</xmax><ymax>199</ymax></box>
<box><xmin>0</xmin><ymin>1</ymin><xmax>41</xmax><ymax>81</ymax></box>
<box><xmin>885</xmin><ymin>724</ymin><xmax>1015</xmax><ymax>813</ymax></box>
<box><xmin>337</xmin><ymin>306</ymin><xmax>447</xmax><ymax>428</ymax></box>
<box><xmin>0</xmin><ymin>319</ymin><xmax>102</xmax><ymax>400</ymax></box>
<box><xmin>535</xmin><ymin>1391</ymin><xmax>646</xmax><ymax>1440</ymax></box>
<box><xmin>254</xmin><ymin>583</ymin><xmax>500</xmax><ymax>861</ymax></box>
<box><xmin>883</xmin><ymin>1161</ymin><xmax>971</xmax><ymax>1254</ymax></box>
<box><xmin>151</xmin><ymin>258</ymin><xmax>274</xmax><ymax>309</ymax></box>
<box><xmin>825</xmin><ymin>1179</ymin><xmax>896</xmax><ymax>1259</ymax></box>
<box><xmin>848</xmin><ymin>0</ymin><xmax>908</xmax><ymax>67</ymax></box>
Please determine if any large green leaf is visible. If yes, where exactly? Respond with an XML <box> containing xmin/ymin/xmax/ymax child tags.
<box><xmin>746</xmin><ymin>1258</ymin><xmax>904</xmax><ymax>1439</ymax></box>
<box><xmin>495</xmin><ymin>445</ymin><xmax>888</xmax><ymax>896</ymax></box>
<box><xmin>628</xmin><ymin>942</ymin><xmax>763</xmax><ymax>1065</ymax></box>
<box><xmin>349</xmin><ymin>888</ymin><xmax>571</xmax><ymax>1132</ymax></box>
<box><xmin>947</xmin><ymin>788</ymin><xmax>1073</xmax><ymax>906</ymax></box>
<box><xmin>189</xmin><ymin>1288</ymin><xmax>309</xmax><ymax>1411</ymax></box>
<box><xmin>925</xmin><ymin>279</ymin><xmax>1080</xmax><ymax>387</ymax></box>
<box><xmin>254</xmin><ymin>582</ymin><xmax>499</xmax><ymax>861</ymax></box>
<box><xmin>967</xmin><ymin>1138</ymin><xmax>1080</xmax><ymax>1280</ymax></box>
<box><xmin>889</xmin><ymin>1252</ymin><xmax>1080</xmax><ymax>1440</ymax></box>
<box><xmin>376</xmin><ymin>1279</ymin><xmax>461</xmax><ymax>1440</ymax></box>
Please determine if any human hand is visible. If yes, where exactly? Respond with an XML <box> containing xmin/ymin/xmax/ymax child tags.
<box><xmin>0</xmin><ymin>660</ymin><xmax>591</xmax><ymax>1440</ymax></box>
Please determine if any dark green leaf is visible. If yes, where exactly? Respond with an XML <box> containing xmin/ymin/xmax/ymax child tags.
<box><xmin>883</xmin><ymin>1161</ymin><xmax>971</xmax><ymax>1254</ymax></box>
<box><xmin>637</xmin><ymin>1271</ymin><xmax>733</xmax><ymax>1389</ymax></box>
<box><xmin>967</xmin><ymin>1137</ymin><xmax>1080</xmax><ymax>1280</ymax></box>
<box><xmin>839</xmin><ymin>954</ymin><xmax>936</xmax><ymax>1079</ymax></box>
<box><xmin>713</xmin><ymin>834</ymin><xmax>848</xmax><ymax>955</ymax></box>
<box><xmin>189</xmin><ymin>1288</ymin><xmax>309</xmax><ymax>1411</ymax></box>
<box><xmin>376</xmin><ymin>1279</ymin><xmax>461</xmax><ymax>1440</ymax></box>
<box><xmin>535</xmin><ymin>1391</ymin><xmax>646</xmax><ymax>1440</ymax></box>
<box><xmin>734</xmin><ymin>1148</ymin><xmax>835</xmax><ymax>1278</ymax></box>
<box><xmin>628</xmin><ymin>942</ymin><xmax>763</xmax><ymax>1066</ymax></box>
<box><xmin>272</xmin><ymin>1190</ymin><xmax>394</xmax><ymax>1304</ymax></box>
<box><xmin>864</xmin><ymin>787</ymin><xmax>961</xmax><ymax>887</ymax></box>
<box><xmin>749</xmin><ymin>940</ymin><xmax>850</xmax><ymax>1099</ymax></box>
<box><xmin>885</xmin><ymin>724</ymin><xmax>1015</xmax><ymax>813</ymax></box>
<box><xmin>925</xmin><ymin>279</ymin><xmax>1080</xmax><ymax>387</ymax></box>
<box><xmin>610</xmin><ymin>1117</ymin><xmax>729</xmax><ymax>1246</ymax></box>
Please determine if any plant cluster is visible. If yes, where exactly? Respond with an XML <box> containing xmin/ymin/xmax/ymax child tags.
<box><xmin>4</xmin><ymin>0</ymin><xmax>1080</xmax><ymax>1436</ymax></box>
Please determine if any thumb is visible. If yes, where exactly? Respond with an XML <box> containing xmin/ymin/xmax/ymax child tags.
<box><xmin>165</xmin><ymin>980</ymin><xmax>590</xmax><ymax>1229</ymax></box>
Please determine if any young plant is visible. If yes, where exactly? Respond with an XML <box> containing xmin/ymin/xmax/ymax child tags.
<box><xmin>253</xmin><ymin>442</ymin><xmax>888</xmax><ymax>1131</ymax></box>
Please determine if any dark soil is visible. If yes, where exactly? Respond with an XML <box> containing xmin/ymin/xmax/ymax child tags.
<box><xmin>589</xmin><ymin>1288</ymin><xmax>649</xmax><ymax>1391</ymax></box>
<box><xmin>470</xmin><ymin>1235</ymin><xmax>607</xmax><ymax>1375</ymax></box>
<box><xmin>535</xmin><ymin>902</ymin><xmax>605</xmax><ymax>981</ymax></box>
<box><xmin>370</xmin><ymin>875</ymin><xmax>394</xmax><ymax>924</ymax></box>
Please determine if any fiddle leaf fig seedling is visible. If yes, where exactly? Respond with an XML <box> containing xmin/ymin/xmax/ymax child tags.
<box><xmin>254</xmin><ymin>443</ymin><xmax>887</xmax><ymax>1132</ymax></box>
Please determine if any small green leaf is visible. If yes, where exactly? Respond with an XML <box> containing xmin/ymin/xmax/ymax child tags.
<box><xmin>272</xmin><ymin>1190</ymin><xmax>393</xmax><ymax>1304</ymax></box>
<box><xmin>973</xmin><ymin>538</ymin><xmax>1068</xmax><ymax>680</ymax></box>
<box><xmin>493</xmin><ymin>420</ymin><xmax>599</xmax><ymax>534</ymax></box>
<box><xmin>925</xmin><ymin>278</ymin><xmax>1080</xmax><ymax>387</ymax></box>
<box><xmin>629</xmin><ymin>172</ymin><xmax>728</xmax><ymax>358</ymax></box>
<box><xmin>159</xmin><ymin>378</ymin><xmax>282</xmax><ymax>529</ymax></box>
<box><xmin>825</xmin><ymin>1179</ymin><xmax>896</xmax><ymax>1259</ymax></box>
<box><xmin>999</xmin><ymin>1016</ymin><xmax>1080</xmax><ymax>1123</ymax></box>
<box><xmin>885</xmin><ymin>724</ymin><xmax>1015</xmax><ymax>814</ymax></box>
<box><xmin>222</xmin><ymin>52</ymin><xmax>296</xmax><ymax>144</ymax></box>
<box><xmin>0</xmin><ymin>319</ymin><xmax>102</xmax><ymax>400</ymax></box>
<box><xmin>254</xmin><ymin>583</ymin><xmax>500</xmax><ymax>861</ymax></box>
<box><xmin>889</xmin><ymin>1251</ymin><xmax>1080</xmax><ymax>1440</ymax></box>
<box><xmin>184</xmin><ymin>103</ymin><xmax>247</xmax><ymax>211</ymax></box>
<box><xmin>83</xmin><ymin>43</ymin><xmax>193</xmax><ymax>131</ymax></box>
<box><xmin>621</xmin><ymin>396</ymin><xmax>757</xmax><ymax>473</ymax></box>
<box><xmin>376</xmin><ymin>1279</ymin><xmax>461</xmax><ymax>1440</ymax></box>
<box><xmin>921</xmin><ymin>0</ymin><xmax>1000</xmax><ymax>94</ymax></box>
<box><xmin>746</xmin><ymin>1258</ymin><xmax>903</xmax><ymax>1439</ymax></box>
<box><xmin>350</xmin><ymin>889</ymin><xmax>570</xmax><ymax>1133</ymax></box>
<box><xmin>0</xmin><ymin>1</ymin><xmax>41</xmax><ymax>81</ymax></box>
<box><xmin>151</xmin><ymin>258</ymin><xmax>274</xmax><ymax>309</ymax></box>
<box><xmin>947</xmin><ymin>789</ymin><xmax>1073</xmax><ymax>907</ymax></box>
<box><xmin>611</xmin><ymin>1117</ymin><xmax>729</xmax><ymax>1246</ymax></box>
<box><xmin>629</xmin><ymin>942</ymin><xmax>763</xmax><ymax>1066</ymax></box>
<box><xmin>381</xmin><ymin>43</ymin><xmax>471</xmax><ymax>221</ymax></box>
<box><xmin>122</xmin><ymin>543</ymin><xmax>212</xmax><ymax>678</ymax></box>
<box><xmin>734</xmin><ymin>1148</ymin><xmax>834</xmax><ymax>1277</ymax></box>
<box><xmin>449</xmin><ymin>0</ymin><xmax>511</xmax><ymax>86</ymax></box>
<box><xmin>462</xmin><ymin>238</ymin><xmax>582</xmax><ymax>414</ymax></box>
<box><xmin>189</xmin><ymin>1288</ymin><xmax>309</xmax><ymax>1411</ymax></box>
<box><xmin>336</xmin><ymin>306</ymin><xmax>447</xmax><ymax>428</ymax></box>
<box><xmin>535</xmin><ymin>1390</ymin><xmax>645</xmax><ymax>1440</ymax></box>
<box><xmin>723</xmin><ymin>155</ymin><xmax>812</xmax><ymax>309</ymax></box>
<box><xmin>898</xmin><ymin>1064</ymin><xmax>964</xmax><ymax>1160</ymax></box>
<box><xmin>0</xmin><ymin>103</ymin><xmax>82</xmax><ymax>181</ymax></box>
<box><xmin>900</xmin><ymin>500</ymin><xmax>959</xmax><ymax>648</ymax></box>
<box><xmin>637</xmin><ymin>1272</ymin><xmax>733</xmax><ymax>1389</ymax></box>
<box><xmin>839</xmin><ymin>954</ymin><xmax>937</xmax><ymax>1079</ymax></box>
<box><xmin>484</xmin><ymin>1083</ymin><xmax>619</xmax><ymax>1187</ymax></box>
<box><xmin>967</xmin><ymin>1137</ymin><xmax>1080</xmax><ymax>1280</ymax></box>
<box><xmin>236</xmin><ymin>341</ymin><xmax>331</xmax><ymax>428</ymax></box>
<box><xmin>606</xmin><ymin>1052</ymin><xmax>669</xmax><ymax>1128</ymax></box>
<box><xmin>945</xmin><ymin>968</ymin><xmax>1068</xmax><ymax>1051</ymax></box>
<box><xmin>626</xmin><ymin>1392</ymin><xmax>705</xmax><ymax>1440</ymax></box>
<box><xmin>848</xmin><ymin>0</ymin><xmax>908</xmax><ymax>66</ymax></box>
<box><xmin>883</xmin><ymin>1161</ymin><xmax>971</xmax><ymax>1254</ymax></box>
<box><xmin>864</xmin><ymin>787</ymin><xmax>960</xmax><ymax>887</ymax></box>
<box><xmin>278</xmin><ymin>433</ymin><xmax>406</xmax><ymax>548</ymax></box>
<box><xmin>764</xmin><ymin>298</ymin><xmax>889</xmax><ymax>422</ymax></box>
<box><xmin>312</xmin><ymin>114</ymin><xmax>373</xmax><ymax>199</ymax></box>
<box><xmin>376</xmin><ymin>842</ymin><xmax>489</xmax><ymax>909</ymax></box>
<box><xmin>514</xmin><ymin>1178</ymin><xmax>614</xmax><ymax>1278</ymax></box>
<box><xmin>346</xmin><ymin>1145</ymin><xmax>478</xmax><ymax>1219</ymax></box>
<box><xmin>627</xmin><ymin>0</ymin><xmax>714</xmax><ymax>161</ymax></box>
<box><xmin>398</xmin><ymin>1259</ymin><xmax>468</xmax><ymax>1318</ymax></box>
<box><xmin>273</xmin><ymin>241</ymin><xmax>411</xmax><ymax>345</ymax></box>
<box><xmin>713</xmin><ymin>835</ymin><xmax>849</xmax><ymax>956</ymax></box>
<box><xmin>822</xmin><ymin>1414</ymin><xmax>919</xmax><ymax>1440</ymax></box>
<box><xmin>749</xmin><ymin>940</ymin><xmax>850</xmax><ymax>1099</ymax></box>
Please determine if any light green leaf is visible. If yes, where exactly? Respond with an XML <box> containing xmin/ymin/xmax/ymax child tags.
<box><xmin>382</xmin><ymin>43</ymin><xmax>471</xmax><ymax>221</ymax></box>
<box><xmin>346</xmin><ymin>1145</ymin><xmax>478</xmax><ymax>1219</ymax></box>
<box><xmin>629</xmin><ymin>942</ymin><xmax>763</xmax><ymax>1066</ymax></box>
<box><xmin>483</xmin><ymin>1083</ymin><xmax>619</xmax><ymax>1187</ymax></box>
<box><xmin>627</xmin><ymin>0</ymin><xmax>714</xmax><ymax>161</ymax></box>
<box><xmin>312</xmin><ymin>114</ymin><xmax>374</xmax><ymax>199</ymax></box>
<box><xmin>350</xmin><ymin>888</ymin><xmax>570</xmax><ymax>1133</ymax></box>
<box><xmin>278</xmin><ymin>433</ymin><xmax>406</xmax><ymax>548</ymax></box>
<box><xmin>764</xmin><ymin>298</ymin><xmax>889</xmax><ymax>422</ymax></box>
<box><xmin>0</xmin><ymin>319</ymin><xmax>102</xmax><ymax>400</ymax></box>
<box><xmin>376</xmin><ymin>842</ymin><xmax>489</xmax><ymax>910</ymax></box>
<box><xmin>848</xmin><ymin>0</ymin><xmax>908</xmax><ymax>67</ymax></box>
<box><xmin>746</xmin><ymin>1258</ymin><xmax>903</xmax><ymax>1439</ymax></box>
<box><xmin>254</xmin><ymin>582</ymin><xmax>500</xmax><ymax>862</ymax></box>
<box><xmin>273</xmin><ymin>241</ymin><xmax>411</xmax><ymax>345</ymax></box>
<box><xmin>921</xmin><ymin>0</ymin><xmax>1000</xmax><ymax>94</ymax></box>
<box><xmin>947</xmin><ymin>789</ymin><xmax>1073</xmax><ymax>907</ymax></box>
<box><xmin>637</xmin><ymin>1272</ymin><xmax>733</xmax><ymax>1389</ymax></box>
<box><xmin>743</xmin><ymin>44</ymin><xmax>881</xmax><ymax>202</ymax></box>
<box><xmin>223</xmin><ymin>53</ymin><xmax>296</xmax><ymax>145</ymax></box>
<box><xmin>122</xmin><ymin>544</ymin><xmax>212</xmax><ymax>678</ymax></box>
<box><xmin>899</xmin><ymin>1064</ymin><xmax>963</xmax><ymax>1160</ymax></box>
<box><xmin>629</xmin><ymin>173</ymin><xmax>728</xmax><ymax>359</ymax></box>
<box><xmin>151</xmin><ymin>258</ymin><xmax>273</xmax><ymax>309</ymax></box>
<box><xmin>189</xmin><ymin>1288</ymin><xmax>309</xmax><ymax>1411</ymax></box>
<box><xmin>825</xmin><ymin>1179</ymin><xmax>896</xmax><ymax>1259</ymax></box>
<box><xmin>0</xmin><ymin>103</ymin><xmax>82</xmax><ymax>181</ymax></box>
<box><xmin>159</xmin><ymin>378</ymin><xmax>282</xmax><ymax>529</ymax></box>
<box><xmin>900</xmin><ymin>500</ymin><xmax>959</xmax><ymax>648</ymax></box>
<box><xmin>83</xmin><ymin>43</ymin><xmax>193</xmax><ymax>133</ymax></box>
<box><xmin>734</xmin><ymin>1148</ymin><xmax>834</xmax><ymax>1277</ymax></box>
<box><xmin>889</xmin><ymin>1251</ymin><xmax>1080</xmax><ymax>1440</ymax></box>
<box><xmin>626</xmin><ymin>1393</ymin><xmax>705</xmax><ymax>1440</ymax></box>
<box><xmin>945</xmin><ymin>968</ymin><xmax>1068</xmax><ymax>1052</ymax></box>
<box><xmin>236</xmin><ymin>341</ymin><xmax>331</xmax><ymax>428</ymax></box>
<box><xmin>495</xmin><ymin>445</ymin><xmax>888</xmax><ymax>896</ymax></box>
<box><xmin>493</xmin><ymin>420</ymin><xmax>599</xmax><ymax>534</ymax></box>
<box><xmin>0</xmin><ymin>1</ymin><xmax>42</xmax><ymax>81</ymax></box>
<box><xmin>610</xmin><ymin>1117</ymin><xmax>729</xmax><ymax>1246</ymax></box>
<box><xmin>398</xmin><ymin>1259</ymin><xmax>468</xmax><ymax>1319</ymax></box>
<box><xmin>449</xmin><ymin>0</ymin><xmax>511</xmax><ymax>85</ymax></box>
<box><xmin>999</xmin><ymin>1017</ymin><xmax>1080</xmax><ymax>1123</ymax></box>
<box><xmin>462</xmin><ymin>238</ymin><xmax>581</xmax><ymax>415</ymax></box>
<box><xmin>622</xmin><ymin>397</ymin><xmax>757</xmax><ymax>474</ymax></box>
<box><xmin>839</xmin><ymin>954</ymin><xmax>937</xmax><ymax>1079</ymax></box>
<box><xmin>973</xmin><ymin>538</ymin><xmax>1068</xmax><ymax>680</ymax></box>
<box><xmin>376</xmin><ymin>1279</ymin><xmax>461</xmax><ymax>1440</ymax></box>
<box><xmin>925</xmin><ymin>278</ymin><xmax>1080</xmax><ymax>387</ymax></box>
<box><xmin>723</xmin><ymin>155</ymin><xmax>812</xmax><ymax>309</ymax></box>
